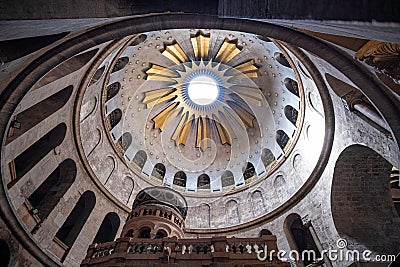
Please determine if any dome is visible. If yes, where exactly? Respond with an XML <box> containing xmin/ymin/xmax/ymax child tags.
<box><xmin>132</xmin><ymin>186</ymin><xmax>188</xmax><ymax>219</ymax></box>
<box><xmin>0</xmin><ymin>6</ymin><xmax>399</xmax><ymax>267</ymax></box>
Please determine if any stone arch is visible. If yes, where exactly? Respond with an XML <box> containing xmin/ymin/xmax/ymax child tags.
<box><xmin>250</xmin><ymin>190</ymin><xmax>266</xmax><ymax>217</ymax></box>
<box><xmin>80</xmin><ymin>95</ymin><xmax>97</xmax><ymax>122</ymax></box>
<box><xmin>331</xmin><ymin>144</ymin><xmax>400</xmax><ymax>254</ymax></box>
<box><xmin>93</xmin><ymin>212</ymin><xmax>120</xmax><ymax>244</ymax></box>
<box><xmin>6</xmin><ymin>85</ymin><xmax>73</xmax><ymax>144</ymax></box>
<box><xmin>102</xmin><ymin>156</ymin><xmax>116</xmax><ymax>184</ymax></box>
<box><xmin>27</xmin><ymin>159</ymin><xmax>76</xmax><ymax>222</ymax></box>
<box><xmin>55</xmin><ymin>191</ymin><xmax>96</xmax><ymax>261</ymax></box>
<box><xmin>197</xmin><ymin>203</ymin><xmax>211</xmax><ymax>228</ymax></box>
<box><xmin>121</xmin><ymin>177</ymin><xmax>134</xmax><ymax>205</ymax></box>
<box><xmin>132</xmin><ymin>150</ymin><xmax>147</xmax><ymax>171</ymax></box>
<box><xmin>273</xmin><ymin>175</ymin><xmax>288</xmax><ymax>203</ymax></box>
<box><xmin>8</xmin><ymin>123</ymin><xmax>67</xmax><ymax>189</ymax></box>
<box><xmin>86</xmin><ymin>128</ymin><xmax>101</xmax><ymax>157</ymax></box>
<box><xmin>225</xmin><ymin>199</ymin><xmax>240</xmax><ymax>225</ymax></box>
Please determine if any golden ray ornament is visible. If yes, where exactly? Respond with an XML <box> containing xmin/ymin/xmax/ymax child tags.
<box><xmin>143</xmin><ymin>31</ymin><xmax>261</xmax><ymax>151</ymax></box>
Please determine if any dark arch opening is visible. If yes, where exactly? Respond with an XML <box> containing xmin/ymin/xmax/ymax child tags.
<box><xmin>289</xmin><ymin>216</ymin><xmax>321</xmax><ymax>266</ymax></box>
<box><xmin>243</xmin><ymin>162</ymin><xmax>255</xmax><ymax>180</ymax></box>
<box><xmin>55</xmin><ymin>190</ymin><xmax>96</xmax><ymax>259</ymax></box>
<box><xmin>261</xmin><ymin>148</ymin><xmax>275</xmax><ymax>170</ymax></box>
<box><xmin>284</xmin><ymin>77</ymin><xmax>299</xmax><ymax>97</ymax></box>
<box><xmin>259</xmin><ymin>229</ymin><xmax>273</xmax><ymax>236</ymax></box>
<box><xmin>118</xmin><ymin>132</ymin><xmax>132</xmax><ymax>151</ymax></box>
<box><xmin>221</xmin><ymin>170</ymin><xmax>234</xmax><ymax>187</ymax></box>
<box><xmin>138</xmin><ymin>227</ymin><xmax>151</xmax><ymax>238</ymax></box>
<box><xmin>151</xmin><ymin>163</ymin><xmax>166</xmax><ymax>181</ymax></box>
<box><xmin>331</xmin><ymin>145</ymin><xmax>400</xmax><ymax>254</ymax></box>
<box><xmin>93</xmin><ymin>212</ymin><xmax>120</xmax><ymax>244</ymax></box>
<box><xmin>130</xmin><ymin>34</ymin><xmax>147</xmax><ymax>46</ymax></box>
<box><xmin>111</xmin><ymin>57</ymin><xmax>129</xmax><ymax>73</ymax></box>
<box><xmin>107</xmin><ymin>109</ymin><xmax>122</xmax><ymax>129</ymax></box>
<box><xmin>155</xmin><ymin>230</ymin><xmax>167</xmax><ymax>239</ymax></box>
<box><xmin>106</xmin><ymin>82</ymin><xmax>120</xmax><ymax>101</ymax></box>
<box><xmin>28</xmin><ymin>159</ymin><xmax>76</xmax><ymax>222</ymax></box>
<box><xmin>132</xmin><ymin>150</ymin><xmax>147</xmax><ymax>170</ymax></box>
<box><xmin>8</xmin><ymin>123</ymin><xmax>67</xmax><ymax>189</ymax></box>
<box><xmin>173</xmin><ymin>171</ymin><xmax>187</xmax><ymax>187</ymax></box>
<box><xmin>35</xmin><ymin>48</ymin><xmax>98</xmax><ymax>89</ymax></box>
<box><xmin>284</xmin><ymin>105</ymin><xmax>299</xmax><ymax>126</ymax></box>
<box><xmin>125</xmin><ymin>229</ymin><xmax>134</xmax><ymax>238</ymax></box>
<box><xmin>7</xmin><ymin>85</ymin><xmax>72</xmax><ymax>144</ymax></box>
<box><xmin>274</xmin><ymin>52</ymin><xmax>291</xmax><ymax>68</ymax></box>
<box><xmin>197</xmin><ymin>174</ymin><xmax>210</xmax><ymax>189</ymax></box>
<box><xmin>276</xmin><ymin>130</ymin><xmax>290</xmax><ymax>151</ymax></box>
<box><xmin>0</xmin><ymin>239</ymin><xmax>11</xmax><ymax>267</ymax></box>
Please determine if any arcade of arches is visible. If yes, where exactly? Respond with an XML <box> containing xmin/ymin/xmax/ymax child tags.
<box><xmin>0</xmin><ymin>1</ymin><xmax>400</xmax><ymax>267</ymax></box>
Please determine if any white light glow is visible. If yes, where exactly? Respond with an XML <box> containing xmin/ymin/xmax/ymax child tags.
<box><xmin>187</xmin><ymin>75</ymin><xmax>219</xmax><ymax>105</ymax></box>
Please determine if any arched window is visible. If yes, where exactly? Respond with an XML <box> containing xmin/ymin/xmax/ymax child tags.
<box><xmin>155</xmin><ymin>230</ymin><xmax>167</xmax><ymax>239</ymax></box>
<box><xmin>55</xmin><ymin>191</ymin><xmax>96</xmax><ymax>255</ymax></box>
<box><xmin>243</xmin><ymin>162</ymin><xmax>255</xmax><ymax>180</ymax></box>
<box><xmin>284</xmin><ymin>77</ymin><xmax>299</xmax><ymax>97</ymax></box>
<box><xmin>151</xmin><ymin>163</ymin><xmax>166</xmax><ymax>181</ymax></box>
<box><xmin>35</xmin><ymin>48</ymin><xmax>98</xmax><ymax>89</ymax></box>
<box><xmin>197</xmin><ymin>174</ymin><xmax>210</xmax><ymax>189</ymax></box>
<box><xmin>259</xmin><ymin>229</ymin><xmax>273</xmax><ymax>236</ymax></box>
<box><xmin>106</xmin><ymin>82</ymin><xmax>120</xmax><ymax>101</ymax></box>
<box><xmin>8</xmin><ymin>123</ymin><xmax>67</xmax><ymax>189</ymax></box>
<box><xmin>118</xmin><ymin>132</ymin><xmax>132</xmax><ymax>151</ymax></box>
<box><xmin>221</xmin><ymin>170</ymin><xmax>234</xmax><ymax>187</ymax></box>
<box><xmin>138</xmin><ymin>227</ymin><xmax>151</xmax><ymax>238</ymax></box>
<box><xmin>288</xmin><ymin>216</ymin><xmax>320</xmax><ymax>266</ymax></box>
<box><xmin>173</xmin><ymin>171</ymin><xmax>187</xmax><ymax>187</ymax></box>
<box><xmin>284</xmin><ymin>105</ymin><xmax>299</xmax><ymax>126</ymax></box>
<box><xmin>125</xmin><ymin>229</ymin><xmax>134</xmax><ymax>237</ymax></box>
<box><xmin>111</xmin><ymin>57</ymin><xmax>129</xmax><ymax>73</ymax></box>
<box><xmin>107</xmin><ymin>109</ymin><xmax>122</xmax><ymax>129</ymax></box>
<box><xmin>276</xmin><ymin>130</ymin><xmax>290</xmax><ymax>151</ymax></box>
<box><xmin>0</xmin><ymin>239</ymin><xmax>11</xmax><ymax>267</ymax></box>
<box><xmin>7</xmin><ymin>85</ymin><xmax>72</xmax><ymax>144</ymax></box>
<box><xmin>261</xmin><ymin>148</ymin><xmax>275</xmax><ymax>170</ymax></box>
<box><xmin>274</xmin><ymin>52</ymin><xmax>291</xmax><ymax>68</ymax></box>
<box><xmin>93</xmin><ymin>212</ymin><xmax>120</xmax><ymax>244</ymax></box>
<box><xmin>28</xmin><ymin>159</ymin><xmax>76</xmax><ymax>222</ymax></box>
<box><xmin>132</xmin><ymin>150</ymin><xmax>147</xmax><ymax>170</ymax></box>
<box><xmin>130</xmin><ymin>34</ymin><xmax>147</xmax><ymax>46</ymax></box>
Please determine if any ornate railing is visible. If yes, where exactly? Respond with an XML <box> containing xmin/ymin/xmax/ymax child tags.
<box><xmin>81</xmin><ymin>236</ymin><xmax>287</xmax><ymax>266</ymax></box>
